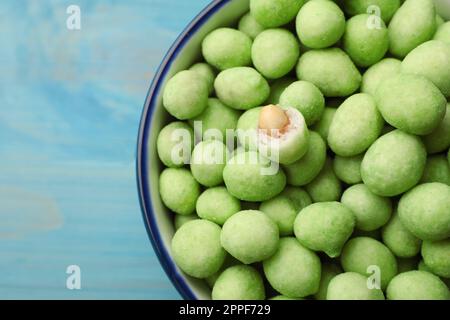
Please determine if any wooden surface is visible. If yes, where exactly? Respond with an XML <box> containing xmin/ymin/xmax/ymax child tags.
<box><xmin>0</xmin><ymin>0</ymin><xmax>210</xmax><ymax>299</ymax></box>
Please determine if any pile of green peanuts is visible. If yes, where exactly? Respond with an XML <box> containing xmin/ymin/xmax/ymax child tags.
<box><xmin>156</xmin><ymin>0</ymin><xmax>450</xmax><ymax>300</ymax></box>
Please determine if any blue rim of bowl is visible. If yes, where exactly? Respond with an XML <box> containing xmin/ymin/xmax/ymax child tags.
<box><xmin>136</xmin><ymin>0</ymin><xmax>231</xmax><ymax>300</ymax></box>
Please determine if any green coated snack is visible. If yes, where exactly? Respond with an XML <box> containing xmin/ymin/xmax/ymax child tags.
<box><xmin>387</xmin><ymin>271</ymin><xmax>449</xmax><ymax>300</ymax></box>
<box><xmin>284</xmin><ymin>131</ymin><xmax>327</xmax><ymax>186</ymax></box>
<box><xmin>311</xmin><ymin>107</ymin><xmax>336</xmax><ymax>142</ymax></box>
<box><xmin>263</xmin><ymin>237</ymin><xmax>321</xmax><ymax>298</ymax></box>
<box><xmin>279</xmin><ymin>80</ymin><xmax>325</xmax><ymax>126</ymax></box>
<box><xmin>381</xmin><ymin>212</ymin><xmax>422</xmax><ymax>258</ymax></box>
<box><xmin>342</xmin><ymin>0</ymin><xmax>400</xmax><ymax>23</ymax></box>
<box><xmin>434</xmin><ymin>22</ymin><xmax>450</xmax><ymax>44</ymax></box>
<box><xmin>206</xmin><ymin>254</ymin><xmax>240</xmax><ymax>288</ymax></box>
<box><xmin>260</xmin><ymin>193</ymin><xmax>299</xmax><ymax>236</ymax></box>
<box><xmin>174</xmin><ymin>214</ymin><xmax>198</xmax><ymax>230</ymax></box>
<box><xmin>252</xmin><ymin>29</ymin><xmax>300</xmax><ymax>79</ymax></box>
<box><xmin>221</xmin><ymin>210</ymin><xmax>279</xmax><ymax>264</ymax></box>
<box><xmin>421</xmin><ymin>155</ymin><xmax>450</xmax><ymax>185</ymax></box>
<box><xmin>266</xmin><ymin>77</ymin><xmax>296</xmax><ymax>105</ymax></box>
<box><xmin>360</xmin><ymin>58</ymin><xmax>401</xmax><ymax>97</ymax></box>
<box><xmin>423</xmin><ymin>103</ymin><xmax>450</xmax><ymax>154</ymax></box>
<box><xmin>296</xmin><ymin>0</ymin><xmax>345</xmax><ymax>49</ymax></box>
<box><xmin>189</xmin><ymin>63</ymin><xmax>216</xmax><ymax>94</ymax></box>
<box><xmin>223</xmin><ymin>151</ymin><xmax>287</xmax><ymax>201</ymax></box>
<box><xmin>172</xmin><ymin>220</ymin><xmax>226</xmax><ymax>278</ymax></box>
<box><xmin>375</xmin><ymin>74</ymin><xmax>446</xmax><ymax>135</ymax></box>
<box><xmin>333</xmin><ymin>154</ymin><xmax>363</xmax><ymax>185</ymax></box>
<box><xmin>190</xmin><ymin>140</ymin><xmax>229</xmax><ymax>187</ymax></box>
<box><xmin>196</xmin><ymin>187</ymin><xmax>241</xmax><ymax>225</ymax></box>
<box><xmin>306</xmin><ymin>159</ymin><xmax>342</xmax><ymax>202</ymax></box>
<box><xmin>314</xmin><ymin>263</ymin><xmax>342</xmax><ymax>300</ymax></box>
<box><xmin>160</xmin><ymin>168</ymin><xmax>200</xmax><ymax>216</ymax></box>
<box><xmin>342</xmin><ymin>14</ymin><xmax>389</xmax><ymax>67</ymax></box>
<box><xmin>157</xmin><ymin>122</ymin><xmax>194</xmax><ymax>168</ymax></box>
<box><xmin>361</xmin><ymin>130</ymin><xmax>427</xmax><ymax>197</ymax></box>
<box><xmin>215</xmin><ymin>67</ymin><xmax>270</xmax><ymax>110</ymax></box>
<box><xmin>327</xmin><ymin>272</ymin><xmax>385</xmax><ymax>300</ymax></box>
<box><xmin>191</xmin><ymin>98</ymin><xmax>241</xmax><ymax>141</ymax></box>
<box><xmin>328</xmin><ymin>93</ymin><xmax>384</xmax><ymax>157</ymax></box>
<box><xmin>398</xmin><ymin>182</ymin><xmax>450</xmax><ymax>241</ymax></box>
<box><xmin>388</xmin><ymin>0</ymin><xmax>437</xmax><ymax>58</ymax></box>
<box><xmin>341</xmin><ymin>237</ymin><xmax>398</xmax><ymax>289</ymax></box>
<box><xmin>294</xmin><ymin>202</ymin><xmax>356</xmax><ymax>257</ymax></box>
<box><xmin>341</xmin><ymin>184</ymin><xmax>392</xmax><ymax>232</ymax></box>
<box><xmin>296</xmin><ymin>48</ymin><xmax>362</xmax><ymax>97</ymax></box>
<box><xmin>402</xmin><ymin>40</ymin><xmax>450</xmax><ymax>98</ymax></box>
<box><xmin>212</xmin><ymin>265</ymin><xmax>265</xmax><ymax>300</ymax></box>
<box><xmin>422</xmin><ymin>239</ymin><xmax>450</xmax><ymax>278</ymax></box>
<box><xmin>281</xmin><ymin>186</ymin><xmax>312</xmax><ymax>211</ymax></box>
<box><xmin>238</xmin><ymin>13</ymin><xmax>265</xmax><ymax>39</ymax></box>
<box><xmin>236</xmin><ymin>107</ymin><xmax>261</xmax><ymax>151</ymax></box>
<box><xmin>163</xmin><ymin>70</ymin><xmax>208</xmax><ymax>120</ymax></box>
<box><xmin>202</xmin><ymin>28</ymin><xmax>252</xmax><ymax>70</ymax></box>
<box><xmin>250</xmin><ymin>0</ymin><xmax>305</xmax><ymax>28</ymax></box>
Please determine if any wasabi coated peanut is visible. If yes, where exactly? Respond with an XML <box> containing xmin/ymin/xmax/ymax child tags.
<box><xmin>284</xmin><ymin>132</ymin><xmax>326</xmax><ymax>186</ymax></box>
<box><xmin>252</xmin><ymin>29</ymin><xmax>300</xmax><ymax>79</ymax></box>
<box><xmin>190</xmin><ymin>140</ymin><xmax>229</xmax><ymax>187</ymax></box>
<box><xmin>294</xmin><ymin>202</ymin><xmax>356</xmax><ymax>257</ymax></box>
<box><xmin>238</xmin><ymin>13</ymin><xmax>265</xmax><ymax>39</ymax></box>
<box><xmin>387</xmin><ymin>271</ymin><xmax>450</xmax><ymax>300</ymax></box>
<box><xmin>398</xmin><ymin>182</ymin><xmax>450</xmax><ymax>241</ymax></box>
<box><xmin>281</xmin><ymin>186</ymin><xmax>312</xmax><ymax>211</ymax></box>
<box><xmin>296</xmin><ymin>48</ymin><xmax>362</xmax><ymax>97</ymax></box>
<box><xmin>212</xmin><ymin>265</ymin><xmax>265</xmax><ymax>300</ymax></box>
<box><xmin>191</xmin><ymin>98</ymin><xmax>241</xmax><ymax>140</ymax></box>
<box><xmin>361</xmin><ymin>130</ymin><xmax>427</xmax><ymax>197</ymax></box>
<box><xmin>172</xmin><ymin>220</ymin><xmax>226</xmax><ymax>278</ymax></box>
<box><xmin>341</xmin><ymin>237</ymin><xmax>398</xmax><ymax>289</ymax></box>
<box><xmin>381</xmin><ymin>212</ymin><xmax>422</xmax><ymax>258</ymax></box>
<box><xmin>341</xmin><ymin>184</ymin><xmax>392</xmax><ymax>232</ymax></box>
<box><xmin>360</xmin><ymin>58</ymin><xmax>401</xmax><ymax>97</ymax></box>
<box><xmin>202</xmin><ymin>28</ymin><xmax>252</xmax><ymax>70</ymax></box>
<box><xmin>163</xmin><ymin>70</ymin><xmax>208</xmax><ymax>120</ymax></box>
<box><xmin>434</xmin><ymin>22</ymin><xmax>450</xmax><ymax>44</ymax></box>
<box><xmin>402</xmin><ymin>40</ymin><xmax>450</xmax><ymax>98</ymax></box>
<box><xmin>422</xmin><ymin>239</ymin><xmax>450</xmax><ymax>278</ymax></box>
<box><xmin>327</xmin><ymin>272</ymin><xmax>385</xmax><ymax>300</ymax></box>
<box><xmin>223</xmin><ymin>151</ymin><xmax>287</xmax><ymax>202</ymax></box>
<box><xmin>259</xmin><ymin>193</ymin><xmax>299</xmax><ymax>236</ymax></box>
<box><xmin>423</xmin><ymin>103</ymin><xmax>450</xmax><ymax>154</ymax></box>
<box><xmin>375</xmin><ymin>74</ymin><xmax>446</xmax><ymax>135</ymax></box>
<box><xmin>296</xmin><ymin>0</ymin><xmax>345</xmax><ymax>49</ymax></box>
<box><xmin>263</xmin><ymin>237</ymin><xmax>321</xmax><ymax>298</ymax></box>
<box><xmin>328</xmin><ymin>93</ymin><xmax>384</xmax><ymax>157</ymax></box>
<box><xmin>311</xmin><ymin>107</ymin><xmax>336</xmax><ymax>142</ymax></box>
<box><xmin>157</xmin><ymin>122</ymin><xmax>194</xmax><ymax>168</ymax></box>
<box><xmin>279</xmin><ymin>80</ymin><xmax>325</xmax><ymax>126</ymax></box>
<box><xmin>174</xmin><ymin>214</ymin><xmax>198</xmax><ymax>230</ymax></box>
<box><xmin>160</xmin><ymin>168</ymin><xmax>200</xmax><ymax>215</ymax></box>
<box><xmin>189</xmin><ymin>63</ymin><xmax>216</xmax><ymax>94</ymax></box>
<box><xmin>342</xmin><ymin>0</ymin><xmax>400</xmax><ymax>23</ymax></box>
<box><xmin>314</xmin><ymin>263</ymin><xmax>342</xmax><ymax>300</ymax></box>
<box><xmin>388</xmin><ymin>0</ymin><xmax>437</xmax><ymax>58</ymax></box>
<box><xmin>236</xmin><ymin>107</ymin><xmax>261</xmax><ymax>151</ymax></box>
<box><xmin>306</xmin><ymin>159</ymin><xmax>342</xmax><ymax>202</ymax></box>
<box><xmin>342</xmin><ymin>14</ymin><xmax>389</xmax><ymax>67</ymax></box>
<box><xmin>250</xmin><ymin>0</ymin><xmax>305</xmax><ymax>28</ymax></box>
<box><xmin>266</xmin><ymin>77</ymin><xmax>296</xmax><ymax>105</ymax></box>
<box><xmin>421</xmin><ymin>155</ymin><xmax>450</xmax><ymax>185</ymax></box>
<box><xmin>215</xmin><ymin>67</ymin><xmax>270</xmax><ymax>110</ymax></box>
<box><xmin>196</xmin><ymin>187</ymin><xmax>241</xmax><ymax>225</ymax></box>
<box><xmin>221</xmin><ymin>210</ymin><xmax>279</xmax><ymax>264</ymax></box>
<box><xmin>333</xmin><ymin>154</ymin><xmax>363</xmax><ymax>185</ymax></box>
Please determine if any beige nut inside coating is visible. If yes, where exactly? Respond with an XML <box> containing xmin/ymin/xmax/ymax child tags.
<box><xmin>259</xmin><ymin>104</ymin><xmax>290</xmax><ymax>137</ymax></box>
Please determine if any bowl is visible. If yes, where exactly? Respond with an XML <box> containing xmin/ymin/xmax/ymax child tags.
<box><xmin>137</xmin><ymin>0</ymin><xmax>450</xmax><ymax>301</ymax></box>
<box><xmin>137</xmin><ymin>0</ymin><xmax>250</xmax><ymax>300</ymax></box>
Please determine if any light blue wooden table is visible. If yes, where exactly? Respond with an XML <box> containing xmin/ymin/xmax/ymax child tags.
<box><xmin>0</xmin><ymin>0</ymin><xmax>210</xmax><ymax>299</ymax></box>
